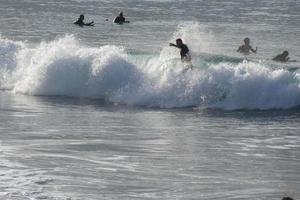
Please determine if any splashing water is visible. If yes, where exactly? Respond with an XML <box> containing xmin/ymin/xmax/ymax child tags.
<box><xmin>0</xmin><ymin>26</ymin><xmax>300</xmax><ymax>110</ymax></box>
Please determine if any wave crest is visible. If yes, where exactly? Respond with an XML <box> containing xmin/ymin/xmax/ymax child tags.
<box><xmin>0</xmin><ymin>35</ymin><xmax>300</xmax><ymax>110</ymax></box>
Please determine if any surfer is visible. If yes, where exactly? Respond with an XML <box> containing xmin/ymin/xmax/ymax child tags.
<box><xmin>74</xmin><ymin>14</ymin><xmax>94</xmax><ymax>26</ymax></box>
<box><xmin>169</xmin><ymin>38</ymin><xmax>192</xmax><ymax>62</ymax></box>
<box><xmin>281</xmin><ymin>197</ymin><xmax>294</xmax><ymax>200</ymax></box>
<box><xmin>273</xmin><ymin>51</ymin><xmax>296</xmax><ymax>62</ymax></box>
<box><xmin>237</xmin><ymin>37</ymin><xmax>257</xmax><ymax>54</ymax></box>
<box><xmin>114</xmin><ymin>12</ymin><xmax>126</xmax><ymax>24</ymax></box>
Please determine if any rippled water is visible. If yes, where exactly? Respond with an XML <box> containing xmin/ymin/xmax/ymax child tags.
<box><xmin>0</xmin><ymin>92</ymin><xmax>299</xmax><ymax>200</ymax></box>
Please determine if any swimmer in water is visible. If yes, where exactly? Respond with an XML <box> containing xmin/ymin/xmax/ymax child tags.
<box><xmin>237</xmin><ymin>37</ymin><xmax>257</xmax><ymax>54</ymax></box>
<box><xmin>74</xmin><ymin>14</ymin><xmax>94</xmax><ymax>26</ymax></box>
<box><xmin>281</xmin><ymin>197</ymin><xmax>294</xmax><ymax>200</ymax></box>
<box><xmin>272</xmin><ymin>51</ymin><xmax>296</xmax><ymax>62</ymax></box>
<box><xmin>114</xmin><ymin>12</ymin><xmax>126</xmax><ymax>24</ymax></box>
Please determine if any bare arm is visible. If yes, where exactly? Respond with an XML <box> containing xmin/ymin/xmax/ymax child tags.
<box><xmin>250</xmin><ymin>46</ymin><xmax>257</xmax><ymax>53</ymax></box>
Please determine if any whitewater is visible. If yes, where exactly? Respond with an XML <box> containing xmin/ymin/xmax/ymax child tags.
<box><xmin>0</xmin><ymin>0</ymin><xmax>300</xmax><ymax>200</ymax></box>
<box><xmin>1</xmin><ymin>25</ymin><xmax>300</xmax><ymax>109</ymax></box>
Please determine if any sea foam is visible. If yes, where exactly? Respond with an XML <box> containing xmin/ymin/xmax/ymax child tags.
<box><xmin>0</xmin><ymin>33</ymin><xmax>300</xmax><ymax>110</ymax></box>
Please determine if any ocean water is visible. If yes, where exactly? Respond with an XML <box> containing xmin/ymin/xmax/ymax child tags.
<box><xmin>0</xmin><ymin>0</ymin><xmax>300</xmax><ymax>199</ymax></box>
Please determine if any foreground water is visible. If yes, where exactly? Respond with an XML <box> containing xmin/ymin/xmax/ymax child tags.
<box><xmin>0</xmin><ymin>91</ymin><xmax>299</xmax><ymax>200</ymax></box>
<box><xmin>1</xmin><ymin>0</ymin><xmax>300</xmax><ymax>199</ymax></box>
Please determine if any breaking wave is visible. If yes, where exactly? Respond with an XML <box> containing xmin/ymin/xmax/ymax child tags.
<box><xmin>0</xmin><ymin>30</ymin><xmax>300</xmax><ymax>110</ymax></box>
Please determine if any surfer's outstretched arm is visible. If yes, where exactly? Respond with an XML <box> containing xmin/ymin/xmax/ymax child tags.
<box><xmin>169</xmin><ymin>43</ymin><xmax>179</xmax><ymax>48</ymax></box>
<box><xmin>86</xmin><ymin>21</ymin><xmax>94</xmax><ymax>26</ymax></box>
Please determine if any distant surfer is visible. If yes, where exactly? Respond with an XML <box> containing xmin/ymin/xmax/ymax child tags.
<box><xmin>237</xmin><ymin>37</ymin><xmax>257</xmax><ymax>54</ymax></box>
<box><xmin>170</xmin><ymin>38</ymin><xmax>192</xmax><ymax>62</ymax></box>
<box><xmin>273</xmin><ymin>51</ymin><xmax>296</xmax><ymax>62</ymax></box>
<box><xmin>114</xmin><ymin>12</ymin><xmax>129</xmax><ymax>24</ymax></box>
<box><xmin>74</xmin><ymin>14</ymin><xmax>94</xmax><ymax>26</ymax></box>
<box><xmin>281</xmin><ymin>197</ymin><xmax>294</xmax><ymax>200</ymax></box>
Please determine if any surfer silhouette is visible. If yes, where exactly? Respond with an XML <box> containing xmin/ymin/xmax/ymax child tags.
<box><xmin>273</xmin><ymin>51</ymin><xmax>296</xmax><ymax>62</ymax></box>
<box><xmin>281</xmin><ymin>197</ymin><xmax>294</xmax><ymax>200</ymax></box>
<box><xmin>169</xmin><ymin>38</ymin><xmax>192</xmax><ymax>62</ymax></box>
<box><xmin>114</xmin><ymin>12</ymin><xmax>127</xmax><ymax>24</ymax></box>
<box><xmin>237</xmin><ymin>37</ymin><xmax>257</xmax><ymax>54</ymax></box>
<box><xmin>74</xmin><ymin>14</ymin><xmax>94</xmax><ymax>26</ymax></box>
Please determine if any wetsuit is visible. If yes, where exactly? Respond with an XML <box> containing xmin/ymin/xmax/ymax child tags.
<box><xmin>74</xmin><ymin>18</ymin><xmax>94</xmax><ymax>26</ymax></box>
<box><xmin>74</xmin><ymin>19</ymin><xmax>84</xmax><ymax>26</ymax></box>
<box><xmin>178</xmin><ymin>44</ymin><xmax>190</xmax><ymax>60</ymax></box>
<box><xmin>273</xmin><ymin>54</ymin><xmax>289</xmax><ymax>62</ymax></box>
<box><xmin>114</xmin><ymin>16</ymin><xmax>125</xmax><ymax>24</ymax></box>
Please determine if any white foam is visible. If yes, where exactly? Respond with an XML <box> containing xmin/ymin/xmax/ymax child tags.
<box><xmin>0</xmin><ymin>33</ymin><xmax>300</xmax><ymax>110</ymax></box>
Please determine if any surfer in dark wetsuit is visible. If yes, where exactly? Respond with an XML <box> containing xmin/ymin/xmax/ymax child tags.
<box><xmin>114</xmin><ymin>12</ymin><xmax>126</xmax><ymax>24</ymax></box>
<box><xmin>272</xmin><ymin>51</ymin><xmax>295</xmax><ymax>62</ymax></box>
<box><xmin>169</xmin><ymin>38</ymin><xmax>191</xmax><ymax>62</ymax></box>
<box><xmin>281</xmin><ymin>197</ymin><xmax>294</xmax><ymax>200</ymax></box>
<box><xmin>74</xmin><ymin>14</ymin><xmax>94</xmax><ymax>26</ymax></box>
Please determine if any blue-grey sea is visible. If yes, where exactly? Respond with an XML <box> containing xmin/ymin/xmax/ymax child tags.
<box><xmin>0</xmin><ymin>0</ymin><xmax>300</xmax><ymax>199</ymax></box>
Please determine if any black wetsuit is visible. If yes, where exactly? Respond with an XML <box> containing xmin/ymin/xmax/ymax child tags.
<box><xmin>74</xmin><ymin>19</ymin><xmax>84</xmax><ymax>26</ymax></box>
<box><xmin>74</xmin><ymin>19</ymin><xmax>94</xmax><ymax>26</ymax></box>
<box><xmin>273</xmin><ymin>54</ymin><xmax>289</xmax><ymax>62</ymax></box>
<box><xmin>178</xmin><ymin>44</ymin><xmax>189</xmax><ymax>60</ymax></box>
<box><xmin>114</xmin><ymin>16</ymin><xmax>125</xmax><ymax>24</ymax></box>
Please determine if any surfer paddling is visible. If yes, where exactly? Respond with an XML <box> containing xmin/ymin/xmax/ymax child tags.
<box><xmin>74</xmin><ymin>14</ymin><xmax>94</xmax><ymax>26</ymax></box>
<box><xmin>237</xmin><ymin>37</ymin><xmax>257</xmax><ymax>54</ymax></box>
<box><xmin>273</xmin><ymin>51</ymin><xmax>296</xmax><ymax>62</ymax></box>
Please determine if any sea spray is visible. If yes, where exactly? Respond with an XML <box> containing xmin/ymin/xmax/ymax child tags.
<box><xmin>0</xmin><ymin>35</ymin><xmax>140</xmax><ymax>98</ymax></box>
<box><xmin>0</xmin><ymin>34</ymin><xmax>300</xmax><ymax>110</ymax></box>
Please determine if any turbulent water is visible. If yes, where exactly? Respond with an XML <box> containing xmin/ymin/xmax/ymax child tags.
<box><xmin>0</xmin><ymin>0</ymin><xmax>300</xmax><ymax>199</ymax></box>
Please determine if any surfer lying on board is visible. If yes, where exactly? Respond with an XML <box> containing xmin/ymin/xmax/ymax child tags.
<box><xmin>273</xmin><ymin>51</ymin><xmax>296</xmax><ymax>62</ymax></box>
<box><xmin>114</xmin><ymin>12</ymin><xmax>129</xmax><ymax>24</ymax></box>
<box><xmin>237</xmin><ymin>37</ymin><xmax>257</xmax><ymax>54</ymax></box>
<box><xmin>169</xmin><ymin>38</ymin><xmax>192</xmax><ymax>62</ymax></box>
<box><xmin>74</xmin><ymin>14</ymin><xmax>94</xmax><ymax>26</ymax></box>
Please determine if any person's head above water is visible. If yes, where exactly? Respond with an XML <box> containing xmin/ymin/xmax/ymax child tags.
<box><xmin>282</xmin><ymin>50</ymin><xmax>289</xmax><ymax>57</ymax></box>
<box><xmin>79</xmin><ymin>14</ymin><xmax>84</xmax><ymax>20</ymax></box>
<box><xmin>282</xmin><ymin>197</ymin><xmax>294</xmax><ymax>200</ymax></box>
<box><xmin>244</xmin><ymin>37</ymin><xmax>250</xmax><ymax>45</ymax></box>
<box><xmin>176</xmin><ymin>38</ymin><xmax>183</xmax><ymax>46</ymax></box>
<box><xmin>119</xmin><ymin>12</ymin><xmax>123</xmax><ymax>17</ymax></box>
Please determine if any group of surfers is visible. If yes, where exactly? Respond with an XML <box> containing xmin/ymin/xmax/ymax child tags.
<box><xmin>74</xmin><ymin>13</ymin><xmax>296</xmax><ymax>65</ymax></box>
<box><xmin>74</xmin><ymin>12</ymin><xmax>127</xmax><ymax>26</ymax></box>
<box><xmin>169</xmin><ymin>37</ymin><xmax>295</xmax><ymax>65</ymax></box>
<box><xmin>237</xmin><ymin>37</ymin><xmax>295</xmax><ymax>63</ymax></box>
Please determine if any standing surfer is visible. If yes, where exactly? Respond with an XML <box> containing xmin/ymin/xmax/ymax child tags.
<box><xmin>169</xmin><ymin>38</ymin><xmax>192</xmax><ymax>62</ymax></box>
